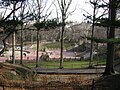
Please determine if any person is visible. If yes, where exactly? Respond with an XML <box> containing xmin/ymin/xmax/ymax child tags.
<box><xmin>45</xmin><ymin>52</ymin><xmax>49</xmax><ymax>61</ymax></box>
<box><xmin>23</xmin><ymin>53</ymin><xmax>26</xmax><ymax>57</ymax></box>
<box><xmin>39</xmin><ymin>53</ymin><xmax>44</xmax><ymax>61</ymax></box>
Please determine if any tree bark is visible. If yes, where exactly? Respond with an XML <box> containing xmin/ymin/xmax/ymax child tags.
<box><xmin>20</xmin><ymin>25</ymin><xmax>23</xmax><ymax>64</ymax></box>
<box><xmin>89</xmin><ymin>0</ymin><xmax>97</xmax><ymax>68</ymax></box>
<box><xmin>103</xmin><ymin>0</ymin><xmax>116</xmax><ymax>76</ymax></box>
<box><xmin>60</xmin><ymin>12</ymin><xmax>65</xmax><ymax>69</ymax></box>
<box><xmin>36</xmin><ymin>29</ymin><xmax>39</xmax><ymax>67</ymax></box>
<box><xmin>12</xmin><ymin>31</ymin><xmax>15</xmax><ymax>64</ymax></box>
<box><xmin>12</xmin><ymin>1</ymin><xmax>16</xmax><ymax>64</ymax></box>
<box><xmin>60</xmin><ymin>23</ymin><xmax>65</xmax><ymax>69</ymax></box>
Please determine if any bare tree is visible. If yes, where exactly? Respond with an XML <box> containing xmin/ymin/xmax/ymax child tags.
<box><xmin>89</xmin><ymin>0</ymin><xmax>98</xmax><ymax>67</ymax></box>
<box><xmin>12</xmin><ymin>1</ymin><xmax>16</xmax><ymax>64</ymax></box>
<box><xmin>86</xmin><ymin>0</ymin><xmax>119</xmax><ymax>75</ymax></box>
<box><xmin>84</xmin><ymin>0</ymin><xmax>108</xmax><ymax>67</ymax></box>
<box><xmin>19</xmin><ymin>1</ymin><xmax>26</xmax><ymax>64</ymax></box>
<box><xmin>0</xmin><ymin>0</ymin><xmax>25</xmax><ymax>64</ymax></box>
<box><xmin>57</xmin><ymin>0</ymin><xmax>73</xmax><ymax>69</ymax></box>
<box><xmin>32</xmin><ymin>0</ymin><xmax>54</xmax><ymax>67</ymax></box>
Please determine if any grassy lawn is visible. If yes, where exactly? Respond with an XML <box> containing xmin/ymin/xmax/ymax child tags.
<box><xmin>43</xmin><ymin>42</ymin><xmax>71</xmax><ymax>49</ymax></box>
<box><xmin>24</xmin><ymin>59</ymin><xmax>106</xmax><ymax>69</ymax></box>
<box><xmin>25</xmin><ymin>61</ymin><xmax>89</xmax><ymax>68</ymax></box>
<box><xmin>32</xmin><ymin>42</ymin><xmax>72</xmax><ymax>50</ymax></box>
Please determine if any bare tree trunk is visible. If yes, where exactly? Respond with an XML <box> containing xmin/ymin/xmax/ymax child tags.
<box><xmin>36</xmin><ymin>30</ymin><xmax>39</xmax><ymax>67</ymax></box>
<box><xmin>31</xmin><ymin>30</ymin><xmax>33</xmax><ymax>45</ymax></box>
<box><xmin>20</xmin><ymin>2</ymin><xmax>25</xmax><ymax>65</ymax></box>
<box><xmin>12</xmin><ymin>31</ymin><xmax>15</xmax><ymax>64</ymax></box>
<box><xmin>36</xmin><ymin>0</ymin><xmax>41</xmax><ymax>67</ymax></box>
<box><xmin>20</xmin><ymin>25</ymin><xmax>23</xmax><ymax>64</ymax></box>
<box><xmin>103</xmin><ymin>0</ymin><xmax>116</xmax><ymax>76</ymax></box>
<box><xmin>89</xmin><ymin>0</ymin><xmax>97</xmax><ymax>68</ymax></box>
<box><xmin>57</xmin><ymin>0</ymin><xmax>72</xmax><ymax>68</ymax></box>
<box><xmin>60</xmin><ymin>21</ymin><xmax>65</xmax><ymax>69</ymax></box>
<box><xmin>20</xmin><ymin>12</ymin><xmax>23</xmax><ymax>65</ymax></box>
<box><xmin>89</xmin><ymin>23</ymin><xmax>94</xmax><ymax>67</ymax></box>
<box><xmin>12</xmin><ymin>1</ymin><xmax>16</xmax><ymax>64</ymax></box>
<box><xmin>59</xmin><ymin>1</ymin><xmax>66</xmax><ymax>69</ymax></box>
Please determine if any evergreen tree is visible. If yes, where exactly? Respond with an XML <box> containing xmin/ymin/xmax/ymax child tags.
<box><xmin>86</xmin><ymin>0</ymin><xmax>120</xmax><ymax>76</ymax></box>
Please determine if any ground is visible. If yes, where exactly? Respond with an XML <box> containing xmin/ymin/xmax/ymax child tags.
<box><xmin>0</xmin><ymin>44</ymin><xmax>120</xmax><ymax>90</ymax></box>
<box><xmin>0</xmin><ymin>62</ymin><xmax>120</xmax><ymax>90</ymax></box>
<box><xmin>0</xmin><ymin>62</ymin><xmax>101</xmax><ymax>90</ymax></box>
<box><xmin>94</xmin><ymin>74</ymin><xmax>120</xmax><ymax>90</ymax></box>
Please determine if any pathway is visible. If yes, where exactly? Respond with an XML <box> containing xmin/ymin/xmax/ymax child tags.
<box><xmin>33</xmin><ymin>68</ymin><xmax>104</xmax><ymax>74</ymax></box>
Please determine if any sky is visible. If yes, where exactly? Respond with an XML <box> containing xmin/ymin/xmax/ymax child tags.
<box><xmin>67</xmin><ymin>0</ymin><xmax>92</xmax><ymax>23</ymax></box>
<box><xmin>48</xmin><ymin>0</ymin><xmax>108</xmax><ymax>23</ymax></box>
<box><xmin>48</xmin><ymin>0</ymin><xmax>93</xmax><ymax>23</ymax></box>
<box><xmin>0</xmin><ymin>0</ymin><xmax>95</xmax><ymax>23</ymax></box>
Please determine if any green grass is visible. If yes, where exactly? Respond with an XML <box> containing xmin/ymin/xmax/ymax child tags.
<box><xmin>25</xmin><ymin>61</ymin><xmax>89</xmax><ymax>68</ymax></box>
<box><xmin>93</xmin><ymin>57</ymin><xmax>106</xmax><ymax>65</ymax></box>
<box><xmin>24</xmin><ymin>59</ymin><xmax>106</xmax><ymax>69</ymax></box>
<box><xmin>32</xmin><ymin>42</ymin><xmax>72</xmax><ymax>50</ymax></box>
<box><xmin>44</xmin><ymin>42</ymin><xmax>71</xmax><ymax>49</ymax></box>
